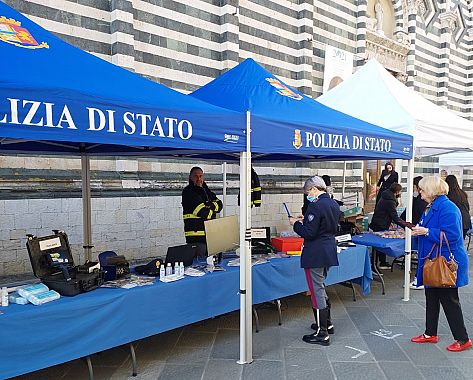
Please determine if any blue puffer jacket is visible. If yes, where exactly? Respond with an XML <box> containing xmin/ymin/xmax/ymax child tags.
<box><xmin>416</xmin><ymin>195</ymin><xmax>469</xmax><ymax>288</ymax></box>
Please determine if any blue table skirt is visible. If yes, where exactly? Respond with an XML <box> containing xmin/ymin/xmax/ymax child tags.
<box><xmin>351</xmin><ymin>233</ymin><xmax>418</xmax><ymax>258</ymax></box>
<box><xmin>0</xmin><ymin>245</ymin><xmax>370</xmax><ymax>379</ymax></box>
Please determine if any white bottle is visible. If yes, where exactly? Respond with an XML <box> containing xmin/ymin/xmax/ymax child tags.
<box><xmin>159</xmin><ymin>263</ymin><xmax>165</xmax><ymax>278</ymax></box>
<box><xmin>166</xmin><ymin>263</ymin><xmax>172</xmax><ymax>276</ymax></box>
<box><xmin>180</xmin><ymin>262</ymin><xmax>185</xmax><ymax>276</ymax></box>
<box><xmin>1</xmin><ymin>287</ymin><xmax>8</xmax><ymax>307</ymax></box>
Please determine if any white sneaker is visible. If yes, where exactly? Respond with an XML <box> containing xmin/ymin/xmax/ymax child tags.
<box><xmin>409</xmin><ymin>280</ymin><xmax>424</xmax><ymax>290</ymax></box>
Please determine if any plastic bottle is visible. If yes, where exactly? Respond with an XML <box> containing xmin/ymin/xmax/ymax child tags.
<box><xmin>1</xmin><ymin>287</ymin><xmax>8</xmax><ymax>307</ymax></box>
<box><xmin>159</xmin><ymin>262</ymin><xmax>165</xmax><ymax>278</ymax></box>
<box><xmin>180</xmin><ymin>262</ymin><xmax>185</xmax><ymax>276</ymax></box>
<box><xmin>166</xmin><ymin>263</ymin><xmax>172</xmax><ymax>276</ymax></box>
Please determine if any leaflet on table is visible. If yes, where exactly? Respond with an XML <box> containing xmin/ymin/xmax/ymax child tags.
<box><xmin>101</xmin><ymin>275</ymin><xmax>155</xmax><ymax>289</ymax></box>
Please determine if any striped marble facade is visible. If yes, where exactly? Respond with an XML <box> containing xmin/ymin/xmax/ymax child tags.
<box><xmin>1</xmin><ymin>0</ymin><xmax>472</xmax><ymax>274</ymax></box>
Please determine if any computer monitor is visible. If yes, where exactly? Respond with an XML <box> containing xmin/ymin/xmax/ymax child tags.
<box><xmin>204</xmin><ymin>215</ymin><xmax>239</xmax><ymax>256</ymax></box>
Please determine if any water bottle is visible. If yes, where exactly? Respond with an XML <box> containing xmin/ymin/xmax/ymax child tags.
<box><xmin>1</xmin><ymin>287</ymin><xmax>8</xmax><ymax>307</ymax></box>
<box><xmin>166</xmin><ymin>263</ymin><xmax>172</xmax><ymax>276</ymax></box>
<box><xmin>180</xmin><ymin>262</ymin><xmax>184</xmax><ymax>276</ymax></box>
<box><xmin>159</xmin><ymin>262</ymin><xmax>165</xmax><ymax>278</ymax></box>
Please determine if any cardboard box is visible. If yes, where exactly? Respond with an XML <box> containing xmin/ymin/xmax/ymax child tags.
<box><xmin>271</xmin><ymin>237</ymin><xmax>303</xmax><ymax>253</ymax></box>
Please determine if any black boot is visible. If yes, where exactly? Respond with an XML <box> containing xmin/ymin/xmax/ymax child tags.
<box><xmin>310</xmin><ymin>299</ymin><xmax>334</xmax><ymax>334</ymax></box>
<box><xmin>303</xmin><ymin>307</ymin><xmax>330</xmax><ymax>346</ymax></box>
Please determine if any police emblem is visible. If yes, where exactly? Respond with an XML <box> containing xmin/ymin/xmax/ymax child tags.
<box><xmin>293</xmin><ymin>129</ymin><xmax>303</xmax><ymax>149</ymax></box>
<box><xmin>265</xmin><ymin>78</ymin><xmax>302</xmax><ymax>100</ymax></box>
<box><xmin>0</xmin><ymin>16</ymin><xmax>49</xmax><ymax>49</ymax></box>
<box><xmin>307</xmin><ymin>214</ymin><xmax>314</xmax><ymax>222</ymax></box>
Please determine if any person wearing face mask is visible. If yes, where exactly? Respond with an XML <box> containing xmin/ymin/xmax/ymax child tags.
<box><xmin>369</xmin><ymin>183</ymin><xmax>403</xmax><ymax>269</ymax></box>
<box><xmin>301</xmin><ymin>174</ymin><xmax>342</xmax><ymax>215</ymax></box>
<box><xmin>376</xmin><ymin>162</ymin><xmax>399</xmax><ymax>205</ymax></box>
<box><xmin>289</xmin><ymin>176</ymin><xmax>341</xmax><ymax>346</ymax></box>
<box><xmin>182</xmin><ymin>166</ymin><xmax>223</xmax><ymax>246</ymax></box>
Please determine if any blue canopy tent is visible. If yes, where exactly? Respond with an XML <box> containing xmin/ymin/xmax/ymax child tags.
<box><xmin>0</xmin><ymin>2</ymin><xmax>248</xmax><ymax>261</ymax></box>
<box><xmin>191</xmin><ymin>58</ymin><xmax>413</xmax><ymax>161</ymax></box>
<box><xmin>191</xmin><ymin>58</ymin><xmax>414</xmax><ymax>363</ymax></box>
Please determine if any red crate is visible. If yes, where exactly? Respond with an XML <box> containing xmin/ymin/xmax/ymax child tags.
<box><xmin>271</xmin><ymin>237</ymin><xmax>303</xmax><ymax>253</ymax></box>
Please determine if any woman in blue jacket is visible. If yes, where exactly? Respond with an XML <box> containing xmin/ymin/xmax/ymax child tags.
<box><xmin>411</xmin><ymin>176</ymin><xmax>471</xmax><ymax>352</ymax></box>
<box><xmin>289</xmin><ymin>176</ymin><xmax>340</xmax><ymax>346</ymax></box>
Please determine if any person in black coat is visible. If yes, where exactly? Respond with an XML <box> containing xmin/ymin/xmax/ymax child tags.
<box><xmin>376</xmin><ymin>162</ymin><xmax>399</xmax><ymax>204</ymax></box>
<box><xmin>369</xmin><ymin>183</ymin><xmax>403</xmax><ymax>268</ymax></box>
<box><xmin>445</xmin><ymin>174</ymin><xmax>472</xmax><ymax>238</ymax></box>
<box><xmin>400</xmin><ymin>176</ymin><xmax>428</xmax><ymax>225</ymax></box>
<box><xmin>289</xmin><ymin>176</ymin><xmax>340</xmax><ymax>346</ymax></box>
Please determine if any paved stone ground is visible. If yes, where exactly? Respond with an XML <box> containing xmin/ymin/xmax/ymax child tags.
<box><xmin>10</xmin><ymin>254</ymin><xmax>473</xmax><ymax>380</ymax></box>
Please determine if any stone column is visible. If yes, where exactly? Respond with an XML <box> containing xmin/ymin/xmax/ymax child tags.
<box><xmin>355</xmin><ymin>0</ymin><xmax>368</xmax><ymax>68</ymax></box>
<box><xmin>437</xmin><ymin>10</ymin><xmax>456</xmax><ymax>107</ymax></box>
<box><xmin>467</xmin><ymin>28</ymin><xmax>473</xmax><ymax>120</ymax></box>
<box><xmin>405</xmin><ymin>0</ymin><xmax>420</xmax><ymax>89</ymax></box>
<box><xmin>110</xmin><ymin>0</ymin><xmax>135</xmax><ymax>71</ymax></box>
<box><xmin>298</xmin><ymin>0</ymin><xmax>315</xmax><ymax>96</ymax></box>
<box><xmin>220</xmin><ymin>0</ymin><xmax>240</xmax><ymax>72</ymax></box>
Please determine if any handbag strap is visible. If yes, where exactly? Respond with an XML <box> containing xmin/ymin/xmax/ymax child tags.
<box><xmin>425</xmin><ymin>240</ymin><xmax>438</xmax><ymax>260</ymax></box>
<box><xmin>439</xmin><ymin>230</ymin><xmax>454</xmax><ymax>260</ymax></box>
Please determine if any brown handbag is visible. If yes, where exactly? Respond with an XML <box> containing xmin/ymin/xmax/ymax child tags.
<box><xmin>422</xmin><ymin>231</ymin><xmax>458</xmax><ymax>287</ymax></box>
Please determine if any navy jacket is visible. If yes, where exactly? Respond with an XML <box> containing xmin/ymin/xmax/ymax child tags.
<box><xmin>293</xmin><ymin>193</ymin><xmax>340</xmax><ymax>269</ymax></box>
<box><xmin>416</xmin><ymin>195</ymin><xmax>469</xmax><ymax>288</ymax></box>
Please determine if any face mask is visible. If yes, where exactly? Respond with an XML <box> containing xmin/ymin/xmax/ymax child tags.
<box><xmin>307</xmin><ymin>195</ymin><xmax>316</xmax><ymax>202</ymax></box>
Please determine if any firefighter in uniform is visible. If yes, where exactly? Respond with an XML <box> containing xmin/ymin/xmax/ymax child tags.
<box><xmin>182</xmin><ymin>167</ymin><xmax>223</xmax><ymax>245</ymax></box>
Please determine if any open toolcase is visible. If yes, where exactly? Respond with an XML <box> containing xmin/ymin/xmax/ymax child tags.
<box><xmin>26</xmin><ymin>230</ymin><xmax>103</xmax><ymax>296</ymax></box>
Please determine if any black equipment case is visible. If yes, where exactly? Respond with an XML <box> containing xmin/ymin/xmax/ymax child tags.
<box><xmin>26</xmin><ymin>230</ymin><xmax>103</xmax><ymax>296</ymax></box>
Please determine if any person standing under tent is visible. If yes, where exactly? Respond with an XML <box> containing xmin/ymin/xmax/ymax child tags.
<box><xmin>400</xmin><ymin>176</ymin><xmax>428</xmax><ymax>290</ymax></box>
<box><xmin>302</xmin><ymin>174</ymin><xmax>342</xmax><ymax>215</ymax></box>
<box><xmin>375</xmin><ymin>162</ymin><xmax>399</xmax><ymax>204</ymax></box>
<box><xmin>369</xmin><ymin>183</ymin><xmax>403</xmax><ymax>269</ymax></box>
<box><xmin>444</xmin><ymin>175</ymin><xmax>471</xmax><ymax>239</ymax></box>
<box><xmin>411</xmin><ymin>176</ymin><xmax>471</xmax><ymax>352</ymax></box>
<box><xmin>289</xmin><ymin>176</ymin><xmax>340</xmax><ymax>346</ymax></box>
<box><xmin>182</xmin><ymin>167</ymin><xmax>223</xmax><ymax>250</ymax></box>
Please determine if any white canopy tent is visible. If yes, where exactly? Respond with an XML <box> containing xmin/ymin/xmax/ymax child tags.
<box><xmin>439</xmin><ymin>152</ymin><xmax>473</xmax><ymax>167</ymax></box>
<box><xmin>318</xmin><ymin>59</ymin><xmax>473</xmax><ymax>300</ymax></box>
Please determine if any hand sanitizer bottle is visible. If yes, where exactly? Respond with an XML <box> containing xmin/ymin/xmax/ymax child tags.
<box><xmin>166</xmin><ymin>263</ymin><xmax>172</xmax><ymax>276</ymax></box>
<box><xmin>159</xmin><ymin>262</ymin><xmax>165</xmax><ymax>278</ymax></box>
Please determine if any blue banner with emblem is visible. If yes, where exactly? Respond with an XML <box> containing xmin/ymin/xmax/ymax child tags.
<box><xmin>0</xmin><ymin>3</ymin><xmax>245</xmax><ymax>156</ymax></box>
<box><xmin>191</xmin><ymin>59</ymin><xmax>413</xmax><ymax>161</ymax></box>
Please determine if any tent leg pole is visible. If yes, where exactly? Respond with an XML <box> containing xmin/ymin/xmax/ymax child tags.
<box><xmin>342</xmin><ymin>161</ymin><xmax>346</xmax><ymax>199</ymax></box>
<box><xmin>222</xmin><ymin>162</ymin><xmax>227</xmax><ymax>217</ymax></box>
<box><xmin>81</xmin><ymin>154</ymin><xmax>92</xmax><ymax>262</ymax></box>
<box><xmin>238</xmin><ymin>110</ymin><xmax>253</xmax><ymax>365</ymax></box>
<box><xmin>403</xmin><ymin>158</ymin><xmax>415</xmax><ymax>302</ymax></box>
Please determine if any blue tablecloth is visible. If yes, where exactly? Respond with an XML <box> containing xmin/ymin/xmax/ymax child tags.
<box><xmin>351</xmin><ymin>233</ymin><xmax>418</xmax><ymax>258</ymax></box>
<box><xmin>0</xmin><ymin>245</ymin><xmax>370</xmax><ymax>379</ymax></box>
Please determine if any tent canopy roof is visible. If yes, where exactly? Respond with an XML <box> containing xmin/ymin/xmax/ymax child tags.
<box><xmin>0</xmin><ymin>2</ymin><xmax>246</xmax><ymax>159</ymax></box>
<box><xmin>191</xmin><ymin>58</ymin><xmax>413</xmax><ymax>161</ymax></box>
<box><xmin>318</xmin><ymin>59</ymin><xmax>473</xmax><ymax>157</ymax></box>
